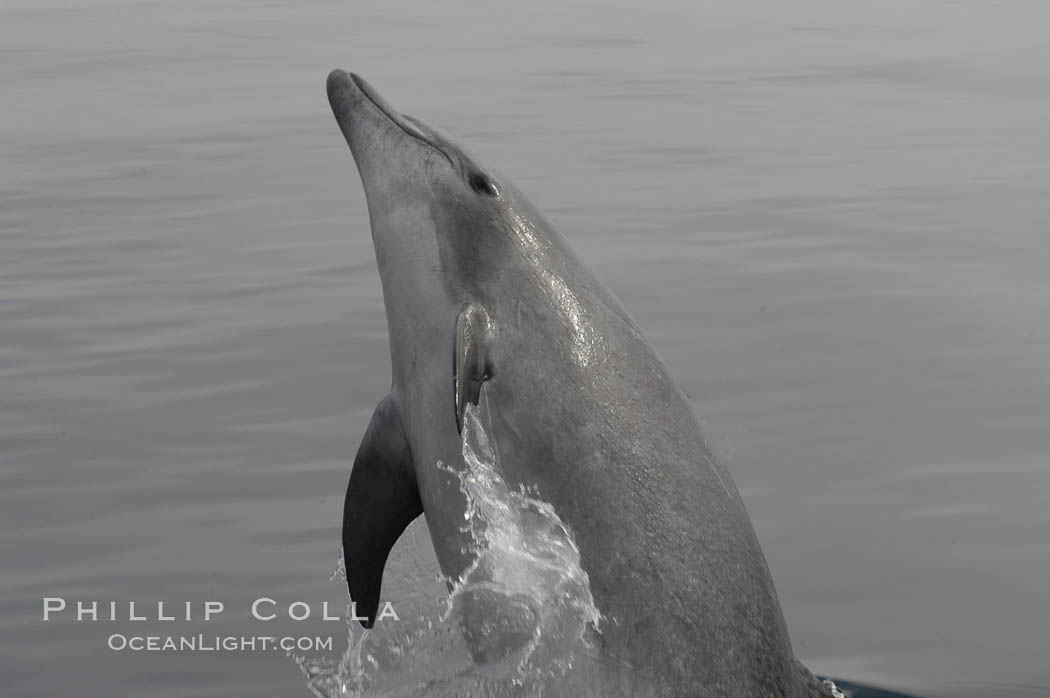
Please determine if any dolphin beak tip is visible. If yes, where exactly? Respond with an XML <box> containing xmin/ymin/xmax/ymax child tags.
<box><xmin>326</xmin><ymin>69</ymin><xmax>350</xmax><ymax>105</ymax></box>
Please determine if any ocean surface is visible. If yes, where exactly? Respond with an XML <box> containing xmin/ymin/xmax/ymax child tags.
<box><xmin>2</xmin><ymin>0</ymin><xmax>1048</xmax><ymax>696</ymax></box>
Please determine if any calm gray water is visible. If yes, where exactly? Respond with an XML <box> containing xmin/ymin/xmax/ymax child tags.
<box><xmin>2</xmin><ymin>0</ymin><xmax>1048</xmax><ymax>696</ymax></box>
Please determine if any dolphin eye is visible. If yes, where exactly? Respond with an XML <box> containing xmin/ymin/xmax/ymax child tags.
<box><xmin>469</xmin><ymin>172</ymin><xmax>498</xmax><ymax>197</ymax></box>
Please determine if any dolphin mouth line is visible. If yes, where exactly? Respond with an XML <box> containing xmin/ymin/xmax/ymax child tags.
<box><xmin>345</xmin><ymin>72</ymin><xmax>456</xmax><ymax>169</ymax></box>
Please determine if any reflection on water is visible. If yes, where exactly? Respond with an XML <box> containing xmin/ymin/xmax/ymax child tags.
<box><xmin>1</xmin><ymin>0</ymin><xmax>1048</xmax><ymax>696</ymax></box>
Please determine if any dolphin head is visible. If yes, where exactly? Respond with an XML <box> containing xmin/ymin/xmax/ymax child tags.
<box><xmin>326</xmin><ymin>70</ymin><xmax>557</xmax><ymax>392</ymax></box>
<box><xmin>327</xmin><ymin>71</ymin><xmax>514</xmax><ymax>273</ymax></box>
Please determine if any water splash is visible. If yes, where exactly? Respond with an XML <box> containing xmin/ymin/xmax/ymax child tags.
<box><xmin>296</xmin><ymin>399</ymin><xmax>601</xmax><ymax>696</ymax></box>
<box><xmin>439</xmin><ymin>400</ymin><xmax>602</xmax><ymax>680</ymax></box>
<box><xmin>822</xmin><ymin>678</ymin><xmax>847</xmax><ymax>698</ymax></box>
<box><xmin>295</xmin><ymin>607</ymin><xmax>374</xmax><ymax>698</ymax></box>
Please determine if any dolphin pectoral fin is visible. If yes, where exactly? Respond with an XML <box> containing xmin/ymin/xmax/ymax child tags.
<box><xmin>453</xmin><ymin>302</ymin><xmax>493</xmax><ymax>433</ymax></box>
<box><xmin>342</xmin><ymin>395</ymin><xmax>422</xmax><ymax>628</ymax></box>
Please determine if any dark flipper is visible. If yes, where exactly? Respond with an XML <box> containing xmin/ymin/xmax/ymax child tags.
<box><xmin>342</xmin><ymin>395</ymin><xmax>422</xmax><ymax>628</ymax></box>
<box><xmin>453</xmin><ymin>302</ymin><xmax>493</xmax><ymax>433</ymax></box>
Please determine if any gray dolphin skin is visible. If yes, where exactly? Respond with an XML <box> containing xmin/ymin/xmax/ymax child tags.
<box><xmin>326</xmin><ymin>69</ymin><xmax>832</xmax><ymax>697</ymax></box>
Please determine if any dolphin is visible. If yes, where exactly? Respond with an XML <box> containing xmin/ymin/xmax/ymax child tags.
<box><xmin>326</xmin><ymin>69</ymin><xmax>832</xmax><ymax>697</ymax></box>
